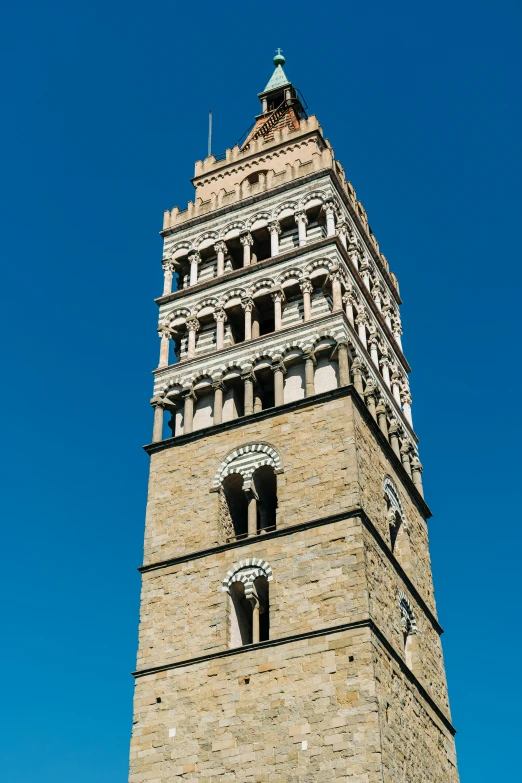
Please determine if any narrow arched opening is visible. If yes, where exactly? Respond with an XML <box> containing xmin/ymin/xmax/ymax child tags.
<box><xmin>222</xmin><ymin>473</ymin><xmax>248</xmax><ymax>540</ymax></box>
<box><xmin>228</xmin><ymin>575</ymin><xmax>270</xmax><ymax>647</ymax></box>
<box><xmin>253</xmin><ymin>465</ymin><xmax>277</xmax><ymax>533</ymax></box>
<box><xmin>229</xmin><ymin>581</ymin><xmax>253</xmax><ymax>647</ymax></box>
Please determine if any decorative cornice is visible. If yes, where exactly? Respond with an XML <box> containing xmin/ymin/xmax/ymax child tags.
<box><xmin>131</xmin><ymin>617</ymin><xmax>455</xmax><ymax>737</ymax></box>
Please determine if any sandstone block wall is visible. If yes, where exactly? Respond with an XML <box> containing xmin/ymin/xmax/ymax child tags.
<box><xmin>352</xmin><ymin>405</ymin><xmax>437</xmax><ymax>613</ymax></box>
<box><xmin>137</xmin><ymin>517</ymin><xmax>368</xmax><ymax>670</ymax></box>
<box><xmin>143</xmin><ymin>396</ymin><xmax>360</xmax><ymax>566</ymax></box>
<box><xmin>374</xmin><ymin>641</ymin><xmax>459</xmax><ymax>783</ymax></box>
<box><xmin>133</xmin><ymin>391</ymin><xmax>458</xmax><ymax>781</ymax></box>
<box><xmin>130</xmin><ymin>627</ymin><xmax>383</xmax><ymax>783</ymax></box>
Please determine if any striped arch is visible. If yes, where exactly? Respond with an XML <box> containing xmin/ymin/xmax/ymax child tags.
<box><xmin>170</xmin><ymin>241</ymin><xmax>192</xmax><ymax>259</ymax></box>
<box><xmin>246</xmin><ymin>211</ymin><xmax>271</xmax><ymax>230</ymax></box>
<box><xmin>222</xmin><ymin>558</ymin><xmax>273</xmax><ymax>599</ymax></box>
<box><xmin>213</xmin><ymin>443</ymin><xmax>282</xmax><ymax>488</ymax></box>
<box><xmin>384</xmin><ymin>476</ymin><xmax>406</xmax><ymax>524</ymax></box>
<box><xmin>398</xmin><ymin>591</ymin><xmax>417</xmax><ymax>634</ymax></box>
<box><xmin>299</xmin><ymin>190</ymin><xmax>327</xmax><ymax>210</ymax></box>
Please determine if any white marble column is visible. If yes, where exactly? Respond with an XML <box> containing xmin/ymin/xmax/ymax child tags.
<box><xmin>391</xmin><ymin>372</ymin><xmax>402</xmax><ymax>404</ymax></box>
<box><xmin>243</xmin><ymin>372</ymin><xmax>254</xmax><ymax>415</ymax></box>
<box><xmin>240</xmin><ymin>233</ymin><xmax>254</xmax><ymax>266</ymax></box>
<box><xmin>295</xmin><ymin>211</ymin><xmax>308</xmax><ymax>247</ymax></box>
<box><xmin>348</xmin><ymin>242</ymin><xmax>360</xmax><ymax>271</ymax></box>
<box><xmin>369</xmin><ymin>335</ymin><xmax>379</xmax><ymax>367</ymax></box>
<box><xmin>151</xmin><ymin>398</ymin><xmax>165</xmax><ymax>443</ymax></box>
<box><xmin>356</xmin><ymin>313</ymin><xmax>368</xmax><ymax>349</ymax></box>
<box><xmin>183</xmin><ymin>391</ymin><xmax>195</xmax><ymax>434</ymax></box>
<box><xmin>213</xmin><ymin>381</ymin><xmax>225</xmax><ymax>425</ymax></box>
<box><xmin>373</xmin><ymin>281</ymin><xmax>383</xmax><ymax>311</ymax></box>
<box><xmin>213</xmin><ymin>308</ymin><xmax>226</xmax><ymax>351</ymax></box>
<box><xmin>242</xmin><ymin>297</ymin><xmax>254</xmax><ymax>340</ymax></box>
<box><xmin>325</xmin><ymin>201</ymin><xmax>336</xmax><ymax>237</ymax></box>
<box><xmin>382</xmin><ymin>299</ymin><xmax>392</xmax><ymax>329</ymax></box>
<box><xmin>376</xmin><ymin>400</ymin><xmax>389</xmax><ymax>439</ymax></box>
<box><xmin>304</xmin><ymin>352</ymin><xmax>315</xmax><ymax>397</ymax></box>
<box><xmin>351</xmin><ymin>358</ymin><xmax>365</xmax><ymax>396</ymax></box>
<box><xmin>158</xmin><ymin>326</ymin><xmax>171</xmax><ymax>369</ymax></box>
<box><xmin>273</xmin><ymin>361</ymin><xmax>285</xmax><ymax>405</ymax></box>
<box><xmin>186</xmin><ymin>317</ymin><xmax>200</xmax><ymax>360</ymax></box>
<box><xmin>360</xmin><ymin>260</ymin><xmax>372</xmax><ymax>290</ymax></box>
<box><xmin>411</xmin><ymin>455</ymin><xmax>424</xmax><ymax>497</ymax></box>
<box><xmin>343</xmin><ymin>292</ymin><xmax>355</xmax><ymax>326</ymax></box>
<box><xmin>389</xmin><ymin>420</ymin><xmax>401</xmax><ymax>458</ymax></box>
<box><xmin>330</xmin><ymin>270</ymin><xmax>343</xmax><ymax>312</ymax></box>
<box><xmin>272</xmin><ymin>290</ymin><xmax>284</xmax><ymax>331</ymax></box>
<box><xmin>337</xmin><ymin>221</ymin><xmax>348</xmax><ymax>250</ymax></box>
<box><xmin>393</xmin><ymin>322</ymin><xmax>403</xmax><ymax>350</ymax></box>
<box><xmin>269</xmin><ymin>221</ymin><xmax>281</xmax><ymax>257</ymax></box>
<box><xmin>162</xmin><ymin>261</ymin><xmax>175</xmax><ymax>296</ymax></box>
<box><xmin>300</xmin><ymin>279</ymin><xmax>313</xmax><ymax>322</ymax></box>
<box><xmin>214</xmin><ymin>241</ymin><xmax>227</xmax><ymax>277</ymax></box>
<box><xmin>380</xmin><ymin>355</ymin><xmax>391</xmax><ymax>387</ymax></box>
<box><xmin>337</xmin><ymin>341</ymin><xmax>350</xmax><ymax>386</ymax></box>
<box><xmin>188</xmin><ymin>251</ymin><xmax>200</xmax><ymax>286</ymax></box>
<box><xmin>401</xmin><ymin>388</ymin><xmax>413</xmax><ymax>427</ymax></box>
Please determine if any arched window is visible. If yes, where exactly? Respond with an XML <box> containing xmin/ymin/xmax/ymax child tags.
<box><xmin>253</xmin><ymin>465</ymin><xmax>277</xmax><ymax>533</ymax></box>
<box><xmin>384</xmin><ymin>477</ymin><xmax>411</xmax><ymax>571</ymax></box>
<box><xmin>215</xmin><ymin>444</ymin><xmax>281</xmax><ymax>542</ymax></box>
<box><xmin>223</xmin><ymin>560</ymin><xmax>272</xmax><ymax>647</ymax></box>
<box><xmin>221</xmin><ymin>473</ymin><xmax>248</xmax><ymax>540</ymax></box>
<box><xmin>399</xmin><ymin>591</ymin><xmax>420</xmax><ymax>672</ymax></box>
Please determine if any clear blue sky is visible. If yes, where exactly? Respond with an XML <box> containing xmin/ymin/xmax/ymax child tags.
<box><xmin>1</xmin><ymin>1</ymin><xmax>520</xmax><ymax>780</ymax></box>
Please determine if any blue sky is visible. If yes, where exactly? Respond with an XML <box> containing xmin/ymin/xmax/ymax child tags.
<box><xmin>0</xmin><ymin>1</ymin><xmax>520</xmax><ymax>780</ymax></box>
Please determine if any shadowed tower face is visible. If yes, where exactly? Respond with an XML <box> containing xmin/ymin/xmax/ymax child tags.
<box><xmin>129</xmin><ymin>52</ymin><xmax>460</xmax><ymax>783</ymax></box>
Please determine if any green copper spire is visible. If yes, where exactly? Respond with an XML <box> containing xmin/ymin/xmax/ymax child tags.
<box><xmin>263</xmin><ymin>48</ymin><xmax>291</xmax><ymax>92</ymax></box>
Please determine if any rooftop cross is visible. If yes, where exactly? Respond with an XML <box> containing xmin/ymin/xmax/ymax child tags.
<box><xmin>274</xmin><ymin>48</ymin><xmax>285</xmax><ymax>67</ymax></box>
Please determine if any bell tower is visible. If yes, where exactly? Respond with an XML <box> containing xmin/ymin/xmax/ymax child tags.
<box><xmin>129</xmin><ymin>53</ymin><xmax>460</xmax><ymax>782</ymax></box>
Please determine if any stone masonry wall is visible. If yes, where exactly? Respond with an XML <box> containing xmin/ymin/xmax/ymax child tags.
<box><xmin>137</xmin><ymin>516</ymin><xmax>368</xmax><ymax>671</ymax></box>
<box><xmin>364</xmin><ymin>529</ymin><xmax>450</xmax><ymax>714</ymax></box>
<box><xmin>130</xmin><ymin>627</ymin><xmax>384</xmax><ymax>783</ymax></box>
<box><xmin>143</xmin><ymin>395</ymin><xmax>360</xmax><ymax>566</ymax></box>
<box><xmin>374</xmin><ymin>639</ymin><xmax>459</xmax><ymax>783</ymax></box>
<box><xmin>352</xmin><ymin>405</ymin><xmax>437</xmax><ymax>614</ymax></box>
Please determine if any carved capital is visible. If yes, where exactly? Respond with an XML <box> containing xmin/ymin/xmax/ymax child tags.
<box><xmin>157</xmin><ymin>324</ymin><xmax>174</xmax><ymax>339</ymax></box>
<box><xmin>295</xmin><ymin>211</ymin><xmax>308</xmax><ymax>226</ymax></box>
<box><xmin>272</xmin><ymin>359</ymin><xmax>286</xmax><ymax>375</ymax></box>
<box><xmin>213</xmin><ymin>308</ymin><xmax>227</xmax><ymax>323</ymax></box>
<box><xmin>214</xmin><ymin>241</ymin><xmax>227</xmax><ymax>255</ymax></box>
<box><xmin>188</xmin><ymin>251</ymin><xmax>201</xmax><ymax>264</ymax></box>
<box><xmin>299</xmin><ymin>278</ymin><xmax>314</xmax><ymax>295</ymax></box>
<box><xmin>268</xmin><ymin>221</ymin><xmax>281</xmax><ymax>236</ymax></box>
<box><xmin>241</xmin><ymin>297</ymin><xmax>254</xmax><ymax>312</ymax></box>
<box><xmin>411</xmin><ymin>456</ymin><xmax>423</xmax><ymax>473</ymax></box>
<box><xmin>271</xmin><ymin>289</ymin><xmax>285</xmax><ymax>304</ymax></box>
<box><xmin>240</xmin><ymin>232</ymin><xmax>254</xmax><ymax>247</ymax></box>
<box><xmin>150</xmin><ymin>396</ymin><xmax>166</xmax><ymax>410</ymax></box>
<box><xmin>324</xmin><ymin>199</ymin><xmax>335</xmax><ymax>214</ymax></box>
<box><xmin>186</xmin><ymin>317</ymin><xmax>200</xmax><ymax>333</ymax></box>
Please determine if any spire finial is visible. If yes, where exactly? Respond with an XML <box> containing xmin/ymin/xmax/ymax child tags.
<box><xmin>273</xmin><ymin>48</ymin><xmax>285</xmax><ymax>67</ymax></box>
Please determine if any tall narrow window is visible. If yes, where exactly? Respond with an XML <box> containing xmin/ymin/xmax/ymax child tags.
<box><xmin>385</xmin><ymin>477</ymin><xmax>412</xmax><ymax>573</ymax></box>
<box><xmin>253</xmin><ymin>465</ymin><xmax>277</xmax><ymax>533</ymax></box>
<box><xmin>222</xmin><ymin>473</ymin><xmax>248</xmax><ymax>540</ymax></box>
<box><xmin>223</xmin><ymin>561</ymin><xmax>273</xmax><ymax>648</ymax></box>
<box><xmin>399</xmin><ymin>592</ymin><xmax>420</xmax><ymax>673</ymax></box>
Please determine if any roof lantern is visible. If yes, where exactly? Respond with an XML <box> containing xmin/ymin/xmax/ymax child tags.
<box><xmin>257</xmin><ymin>49</ymin><xmax>305</xmax><ymax>117</ymax></box>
